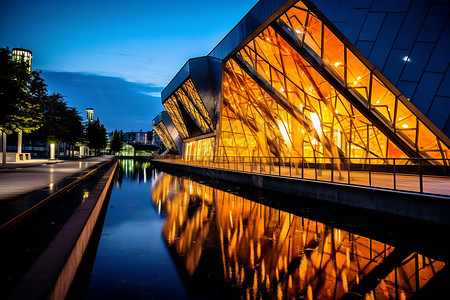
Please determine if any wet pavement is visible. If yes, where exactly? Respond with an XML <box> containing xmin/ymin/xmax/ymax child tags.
<box><xmin>0</xmin><ymin>156</ymin><xmax>114</xmax><ymax>231</ymax></box>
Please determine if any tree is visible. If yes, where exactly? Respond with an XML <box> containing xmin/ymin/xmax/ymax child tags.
<box><xmin>110</xmin><ymin>129</ymin><xmax>124</xmax><ymax>154</ymax></box>
<box><xmin>85</xmin><ymin>119</ymin><xmax>108</xmax><ymax>155</ymax></box>
<box><xmin>29</xmin><ymin>93</ymin><xmax>84</xmax><ymax>158</ymax></box>
<box><xmin>0</xmin><ymin>47</ymin><xmax>44</xmax><ymax>164</ymax></box>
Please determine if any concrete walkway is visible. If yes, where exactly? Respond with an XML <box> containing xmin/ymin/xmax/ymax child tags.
<box><xmin>0</xmin><ymin>156</ymin><xmax>114</xmax><ymax>202</ymax></box>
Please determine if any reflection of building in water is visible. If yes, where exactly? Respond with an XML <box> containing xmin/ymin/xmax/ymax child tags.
<box><xmin>151</xmin><ymin>172</ymin><xmax>445</xmax><ymax>299</ymax></box>
<box><xmin>116</xmin><ymin>159</ymin><xmax>151</xmax><ymax>185</ymax></box>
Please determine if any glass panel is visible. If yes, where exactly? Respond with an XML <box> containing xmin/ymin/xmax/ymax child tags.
<box><xmin>417</xmin><ymin>121</ymin><xmax>441</xmax><ymax>159</ymax></box>
<box><xmin>395</xmin><ymin>100</ymin><xmax>417</xmax><ymax>145</ymax></box>
<box><xmin>346</xmin><ymin>49</ymin><xmax>371</xmax><ymax>101</ymax></box>
<box><xmin>281</xmin><ymin>6</ymin><xmax>308</xmax><ymax>42</ymax></box>
<box><xmin>371</xmin><ymin>77</ymin><xmax>396</xmax><ymax>124</ymax></box>
<box><xmin>176</xmin><ymin>89</ymin><xmax>210</xmax><ymax>133</ymax></box>
<box><xmin>153</xmin><ymin>121</ymin><xmax>177</xmax><ymax>152</ymax></box>
<box><xmin>323</xmin><ymin>26</ymin><xmax>345</xmax><ymax>80</ymax></box>
<box><xmin>304</xmin><ymin>12</ymin><xmax>322</xmax><ymax>56</ymax></box>
<box><xmin>183</xmin><ymin>79</ymin><xmax>213</xmax><ymax>129</ymax></box>
<box><xmin>163</xmin><ymin>96</ymin><xmax>189</xmax><ymax>139</ymax></box>
<box><xmin>184</xmin><ymin>137</ymin><xmax>214</xmax><ymax>161</ymax></box>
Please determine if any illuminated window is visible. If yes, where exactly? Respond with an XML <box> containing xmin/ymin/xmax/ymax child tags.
<box><xmin>184</xmin><ymin>137</ymin><xmax>215</xmax><ymax>160</ymax></box>
<box><xmin>163</xmin><ymin>96</ymin><xmax>189</xmax><ymax>139</ymax></box>
<box><xmin>153</xmin><ymin>121</ymin><xmax>177</xmax><ymax>151</ymax></box>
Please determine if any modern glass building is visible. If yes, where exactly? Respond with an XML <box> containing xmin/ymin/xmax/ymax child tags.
<box><xmin>156</xmin><ymin>0</ymin><xmax>450</xmax><ymax>167</ymax></box>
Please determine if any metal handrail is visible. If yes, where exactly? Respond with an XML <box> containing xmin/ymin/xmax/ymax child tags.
<box><xmin>153</xmin><ymin>155</ymin><xmax>450</xmax><ymax>195</ymax></box>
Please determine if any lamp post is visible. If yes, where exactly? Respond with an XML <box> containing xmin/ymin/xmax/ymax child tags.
<box><xmin>50</xmin><ymin>143</ymin><xmax>55</xmax><ymax>160</ymax></box>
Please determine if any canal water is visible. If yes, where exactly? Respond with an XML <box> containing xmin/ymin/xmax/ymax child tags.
<box><xmin>72</xmin><ymin>159</ymin><xmax>447</xmax><ymax>299</ymax></box>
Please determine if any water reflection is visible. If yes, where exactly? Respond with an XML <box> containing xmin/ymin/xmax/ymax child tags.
<box><xmin>115</xmin><ymin>159</ymin><xmax>152</xmax><ymax>188</ymax></box>
<box><xmin>151</xmin><ymin>171</ymin><xmax>445</xmax><ymax>299</ymax></box>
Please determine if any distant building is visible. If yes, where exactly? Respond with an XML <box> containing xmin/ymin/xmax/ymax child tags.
<box><xmin>124</xmin><ymin>130</ymin><xmax>148</xmax><ymax>145</ymax></box>
<box><xmin>86</xmin><ymin>108</ymin><xmax>94</xmax><ymax>122</ymax></box>
<box><xmin>12</xmin><ymin>48</ymin><xmax>32</xmax><ymax>72</ymax></box>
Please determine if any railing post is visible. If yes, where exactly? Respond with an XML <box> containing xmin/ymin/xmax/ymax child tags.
<box><xmin>331</xmin><ymin>157</ymin><xmax>334</xmax><ymax>182</ymax></box>
<box><xmin>289</xmin><ymin>157</ymin><xmax>292</xmax><ymax>177</ymax></box>
<box><xmin>393</xmin><ymin>158</ymin><xmax>396</xmax><ymax>190</ymax></box>
<box><xmin>314</xmin><ymin>156</ymin><xmax>317</xmax><ymax>180</ymax></box>
<box><xmin>278</xmin><ymin>158</ymin><xmax>281</xmax><ymax>176</ymax></box>
<box><xmin>368</xmin><ymin>158</ymin><xmax>371</xmax><ymax>187</ymax></box>
<box><xmin>301</xmin><ymin>157</ymin><xmax>304</xmax><ymax>179</ymax></box>
<box><xmin>268</xmin><ymin>157</ymin><xmax>271</xmax><ymax>175</ymax></box>
<box><xmin>347</xmin><ymin>158</ymin><xmax>350</xmax><ymax>184</ymax></box>
<box><xmin>260</xmin><ymin>157</ymin><xmax>262</xmax><ymax>174</ymax></box>
<box><xmin>419</xmin><ymin>159</ymin><xmax>423</xmax><ymax>193</ymax></box>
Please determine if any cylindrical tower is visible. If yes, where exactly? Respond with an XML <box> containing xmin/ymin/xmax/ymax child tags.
<box><xmin>12</xmin><ymin>48</ymin><xmax>32</xmax><ymax>72</ymax></box>
<box><xmin>86</xmin><ymin>108</ymin><xmax>94</xmax><ymax>122</ymax></box>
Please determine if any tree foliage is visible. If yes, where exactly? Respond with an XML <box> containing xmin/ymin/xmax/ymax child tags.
<box><xmin>0</xmin><ymin>48</ymin><xmax>44</xmax><ymax>134</ymax></box>
<box><xmin>85</xmin><ymin>119</ymin><xmax>108</xmax><ymax>155</ymax></box>
<box><xmin>110</xmin><ymin>129</ymin><xmax>124</xmax><ymax>154</ymax></box>
<box><xmin>31</xmin><ymin>93</ymin><xmax>84</xmax><ymax>145</ymax></box>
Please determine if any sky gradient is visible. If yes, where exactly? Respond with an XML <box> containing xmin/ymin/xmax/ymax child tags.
<box><xmin>1</xmin><ymin>0</ymin><xmax>258</xmax><ymax>132</ymax></box>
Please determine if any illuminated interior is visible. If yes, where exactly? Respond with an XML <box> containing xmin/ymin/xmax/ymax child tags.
<box><xmin>12</xmin><ymin>48</ymin><xmax>32</xmax><ymax>72</ymax></box>
<box><xmin>163</xmin><ymin>78</ymin><xmax>213</xmax><ymax>142</ymax></box>
<box><xmin>151</xmin><ymin>172</ymin><xmax>445</xmax><ymax>299</ymax></box>
<box><xmin>216</xmin><ymin>1</ymin><xmax>449</xmax><ymax>165</ymax></box>
<box><xmin>163</xmin><ymin>95</ymin><xmax>189</xmax><ymax>139</ymax></box>
<box><xmin>153</xmin><ymin>121</ymin><xmax>177</xmax><ymax>152</ymax></box>
<box><xmin>276</xmin><ymin>1</ymin><xmax>449</xmax><ymax>161</ymax></box>
<box><xmin>184</xmin><ymin>137</ymin><xmax>215</xmax><ymax>160</ymax></box>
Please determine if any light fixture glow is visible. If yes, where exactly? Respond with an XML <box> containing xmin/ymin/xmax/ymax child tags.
<box><xmin>50</xmin><ymin>143</ymin><xmax>55</xmax><ymax>160</ymax></box>
<box><xmin>311</xmin><ymin>112</ymin><xmax>322</xmax><ymax>131</ymax></box>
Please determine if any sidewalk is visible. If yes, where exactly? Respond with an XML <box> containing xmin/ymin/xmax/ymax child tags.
<box><xmin>0</xmin><ymin>155</ymin><xmax>115</xmax><ymax>231</ymax></box>
<box><xmin>0</xmin><ymin>156</ymin><xmax>114</xmax><ymax>201</ymax></box>
<box><xmin>0</xmin><ymin>158</ymin><xmax>63</xmax><ymax>170</ymax></box>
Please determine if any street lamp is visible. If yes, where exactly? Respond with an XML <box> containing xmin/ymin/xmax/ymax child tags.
<box><xmin>50</xmin><ymin>143</ymin><xmax>55</xmax><ymax>160</ymax></box>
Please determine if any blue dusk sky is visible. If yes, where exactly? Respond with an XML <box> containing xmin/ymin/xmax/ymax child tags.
<box><xmin>0</xmin><ymin>0</ymin><xmax>258</xmax><ymax>132</ymax></box>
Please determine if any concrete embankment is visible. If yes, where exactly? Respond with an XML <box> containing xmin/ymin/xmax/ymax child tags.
<box><xmin>7</xmin><ymin>160</ymin><xmax>118</xmax><ymax>300</ymax></box>
<box><xmin>152</xmin><ymin>160</ymin><xmax>450</xmax><ymax>227</ymax></box>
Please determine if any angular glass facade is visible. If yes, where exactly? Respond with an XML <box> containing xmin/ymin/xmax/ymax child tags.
<box><xmin>158</xmin><ymin>0</ymin><xmax>450</xmax><ymax>167</ymax></box>
<box><xmin>153</xmin><ymin>121</ymin><xmax>177</xmax><ymax>152</ymax></box>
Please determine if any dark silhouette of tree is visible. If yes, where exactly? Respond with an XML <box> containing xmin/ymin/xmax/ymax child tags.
<box><xmin>85</xmin><ymin>119</ymin><xmax>107</xmax><ymax>155</ymax></box>
<box><xmin>30</xmin><ymin>93</ymin><xmax>84</xmax><ymax>157</ymax></box>
<box><xmin>110</xmin><ymin>129</ymin><xmax>124</xmax><ymax>154</ymax></box>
